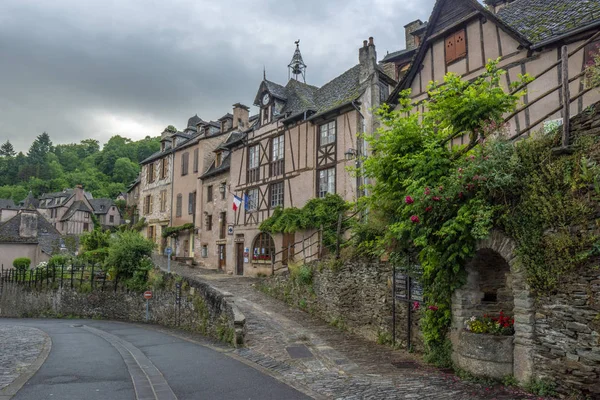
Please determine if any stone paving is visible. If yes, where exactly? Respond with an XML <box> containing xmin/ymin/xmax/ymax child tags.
<box><xmin>161</xmin><ymin>262</ymin><xmax>548</xmax><ymax>399</ymax></box>
<box><xmin>0</xmin><ymin>325</ymin><xmax>47</xmax><ymax>391</ymax></box>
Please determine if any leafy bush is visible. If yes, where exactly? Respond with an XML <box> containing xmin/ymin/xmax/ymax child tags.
<box><xmin>290</xmin><ymin>264</ymin><xmax>313</xmax><ymax>286</ymax></box>
<box><xmin>105</xmin><ymin>231</ymin><xmax>155</xmax><ymax>281</ymax></box>
<box><xmin>48</xmin><ymin>254</ymin><xmax>72</xmax><ymax>268</ymax></box>
<box><xmin>13</xmin><ymin>257</ymin><xmax>31</xmax><ymax>271</ymax></box>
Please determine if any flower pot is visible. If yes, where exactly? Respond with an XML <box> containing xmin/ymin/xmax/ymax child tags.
<box><xmin>453</xmin><ymin>330</ymin><xmax>514</xmax><ymax>379</ymax></box>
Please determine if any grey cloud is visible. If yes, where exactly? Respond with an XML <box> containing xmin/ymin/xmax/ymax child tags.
<box><xmin>0</xmin><ymin>0</ymin><xmax>434</xmax><ymax>152</ymax></box>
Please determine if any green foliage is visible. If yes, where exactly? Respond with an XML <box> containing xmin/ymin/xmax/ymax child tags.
<box><xmin>48</xmin><ymin>254</ymin><xmax>72</xmax><ymax>268</ymax></box>
<box><xmin>12</xmin><ymin>257</ymin><xmax>31</xmax><ymax>271</ymax></box>
<box><xmin>289</xmin><ymin>264</ymin><xmax>313</xmax><ymax>286</ymax></box>
<box><xmin>162</xmin><ymin>223</ymin><xmax>194</xmax><ymax>238</ymax></box>
<box><xmin>260</xmin><ymin>194</ymin><xmax>351</xmax><ymax>251</ymax></box>
<box><xmin>362</xmin><ymin>61</ymin><xmax>531</xmax><ymax>364</ymax></box>
<box><xmin>105</xmin><ymin>231</ymin><xmax>155</xmax><ymax>280</ymax></box>
<box><xmin>525</xmin><ymin>378</ymin><xmax>557</xmax><ymax>396</ymax></box>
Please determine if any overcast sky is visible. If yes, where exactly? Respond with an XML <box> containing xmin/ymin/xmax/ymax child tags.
<box><xmin>0</xmin><ymin>0</ymin><xmax>435</xmax><ymax>152</ymax></box>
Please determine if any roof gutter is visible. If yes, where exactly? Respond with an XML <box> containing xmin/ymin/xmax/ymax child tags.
<box><xmin>531</xmin><ymin>21</ymin><xmax>600</xmax><ymax>50</ymax></box>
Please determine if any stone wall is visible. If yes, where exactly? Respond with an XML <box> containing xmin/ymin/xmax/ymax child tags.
<box><xmin>0</xmin><ymin>270</ymin><xmax>245</xmax><ymax>347</ymax></box>
<box><xmin>259</xmin><ymin>259</ymin><xmax>422</xmax><ymax>349</ymax></box>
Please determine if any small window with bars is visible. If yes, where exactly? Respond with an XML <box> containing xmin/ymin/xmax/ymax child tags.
<box><xmin>319</xmin><ymin>121</ymin><xmax>336</xmax><ymax>146</ymax></box>
<box><xmin>270</xmin><ymin>181</ymin><xmax>284</xmax><ymax>208</ymax></box>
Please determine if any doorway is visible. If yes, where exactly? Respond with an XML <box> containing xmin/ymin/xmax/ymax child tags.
<box><xmin>218</xmin><ymin>244</ymin><xmax>226</xmax><ymax>271</ymax></box>
<box><xmin>236</xmin><ymin>242</ymin><xmax>244</xmax><ymax>276</ymax></box>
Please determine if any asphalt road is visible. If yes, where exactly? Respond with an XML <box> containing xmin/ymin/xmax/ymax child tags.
<box><xmin>1</xmin><ymin>319</ymin><xmax>310</xmax><ymax>400</ymax></box>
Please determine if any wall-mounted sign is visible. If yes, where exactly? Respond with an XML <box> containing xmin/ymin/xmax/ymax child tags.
<box><xmin>227</xmin><ymin>224</ymin><xmax>234</xmax><ymax>235</ymax></box>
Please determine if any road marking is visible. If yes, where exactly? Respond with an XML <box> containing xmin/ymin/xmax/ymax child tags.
<box><xmin>81</xmin><ymin>325</ymin><xmax>177</xmax><ymax>400</ymax></box>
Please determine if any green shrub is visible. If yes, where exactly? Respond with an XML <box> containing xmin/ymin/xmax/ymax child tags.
<box><xmin>105</xmin><ymin>231</ymin><xmax>155</xmax><ymax>281</ymax></box>
<box><xmin>48</xmin><ymin>254</ymin><xmax>71</xmax><ymax>268</ymax></box>
<box><xmin>12</xmin><ymin>257</ymin><xmax>31</xmax><ymax>271</ymax></box>
<box><xmin>289</xmin><ymin>264</ymin><xmax>313</xmax><ymax>286</ymax></box>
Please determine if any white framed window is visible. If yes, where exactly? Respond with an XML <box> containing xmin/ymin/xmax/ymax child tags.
<box><xmin>318</xmin><ymin>167</ymin><xmax>335</xmax><ymax>198</ymax></box>
<box><xmin>270</xmin><ymin>182</ymin><xmax>284</xmax><ymax>208</ymax></box>
<box><xmin>319</xmin><ymin>121</ymin><xmax>336</xmax><ymax>146</ymax></box>
<box><xmin>248</xmin><ymin>145</ymin><xmax>260</xmax><ymax>182</ymax></box>
<box><xmin>272</xmin><ymin>135</ymin><xmax>284</xmax><ymax>161</ymax></box>
<box><xmin>247</xmin><ymin>188</ymin><xmax>258</xmax><ymax>211</ymax></box>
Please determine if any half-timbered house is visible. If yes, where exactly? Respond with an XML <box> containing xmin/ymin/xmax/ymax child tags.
<box><xmin>388</xmin><ymin>0</ymin><xmax>600</xmax><ymax>140</ymax></box>
<box><xmin>225</xmin><ymin>39</ymin><xmax>396</xmax><ymax>276</ymax></box>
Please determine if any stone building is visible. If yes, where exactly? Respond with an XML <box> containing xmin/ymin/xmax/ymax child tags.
<box><xmin>0</xmin><ymin>199</ymin><xmax>18</xmax><ymax>223</ymax></box>
<box><xmin>89</xmin><ymin>198</ymin><xmax>122</xmax><ymax>229</ymax></box>
<box><xmin>37</xmin><ymin>186</ymin><xmax>95</xmax><ymax>235</ymax></box>
<box><xmin>389</xmin><ymin>0</ymin><xmax>600</xmax><ymax>140</ymax></box>
<box><xmin>222</xmin><ymin>39</ymin><xmax>396</xmax><ymax>276</ymax></box>
<box><xmin>125</xmin><ymin>176</ymin><xmax>140</xmax><ymax>224</ymax></box>
<box><xmin>0</xmin><ymin>209</ymin><xmax>62</xmax><ymax>269</ymax></box>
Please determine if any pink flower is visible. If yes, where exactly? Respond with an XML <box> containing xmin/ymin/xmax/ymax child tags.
<box><xmin>428</xmin><ymin>305</ymin><xmax>439</xmax><ymax>311</ymax></box>
<box><xmin>424</xmin><ymin>187</ymin><xmax>430</xmax><ymax>195</ymax></box>
<box><xmin>412</xmin><ymin>301</ymin><xmax>420</xmax><ymax>311</ymax></box>
<box><xmin>458</xmin><ymin>192</ymin><xmax>464</xmax><ymax>199</ymax></box>
<box><xmin>438</xmin><ymin>186</ymin><xmax>444</xmax><ymax>191</ymax></box>
<box><xmin>425</xmin><ymin>206</ymin><xmax>433</xmax><ymax>213</ymax></box>
<box><xmin>432</xmin><ymin>196</ymin><xmax>441</xmax><ymax>201</ymax></box>
<box><xmin>405</xmin><ymin>196</ymin><xmax>414</xmax><ymax>204</ymax></box>
<box><xmin>458</xmin><ymin>168</ymin><xmax>463</xmax><ymax>173</ymax></box>
<box><xmin>410</xmin><ymin>215</ymin><xmax>420</xmax><ymax>224</ymax></box>
<box><xmin>472</xmin><ymin>175</ymin><xmax>479</xmax><ymax>181</ymax></box>
<box><xmin>470</xmin><ymin>155</ymin><xmax>476</xmax><ymax>161</ymax></box>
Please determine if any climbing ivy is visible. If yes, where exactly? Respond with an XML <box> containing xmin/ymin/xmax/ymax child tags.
<box><xmin>162</xmin><ymin>223</ymin><xmax>195</xmax><ymax>238</ymax></box>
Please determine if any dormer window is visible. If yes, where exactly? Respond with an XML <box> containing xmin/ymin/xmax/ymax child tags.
<box><xmin>215</xmin><ymin>151</ymin><xmax>223</xmax><ymax>168</ymax></box>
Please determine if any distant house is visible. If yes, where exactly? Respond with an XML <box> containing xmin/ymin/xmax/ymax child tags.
<box><xmin>37</xmin><ymin>186</ymin><xmax>95</xmax><ymax>235</ymax></box>
<box><xmin>0</xmin><ymin>199</ymin><xmax>18</xmax><ymax>223</ymax></box>
<box><xmin>89</xmin><ymin>198</ymin><xmax>122</xmax><ymax>228</ymax></box>
<box><xmin>116</xmin><ymin>192</ymin><xmax>126</xmax><ymax>202</ymax></box>
<box><xmin>0</xmin><ymin>209</ymin><xmax>62</xmax><ymax>269</ymax></box>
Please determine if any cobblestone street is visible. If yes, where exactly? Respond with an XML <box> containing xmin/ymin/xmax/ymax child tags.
<box><xmin>0</xmin><ymin>325</ymin><xmax>48</xmax><ymax>391</ymax></box>
<box><xmin>162</xmin><ymin>263</ymin><xmax>542</xmax><ymax>399</ymax></box>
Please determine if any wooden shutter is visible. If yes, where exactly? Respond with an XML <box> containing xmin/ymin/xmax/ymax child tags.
<box><xmin>194</xmin><ymin>149</ymin><xmax>199</xmax><ymax>172</ymax></box>
<box><xmin>445</xmin><ymin>34</ymin><xmax>456</xmax><ymax>64</ymax></box>
<box><xmin>149</xmin><ymin>195</ymin><xmax>153</xmax><ymax>214</ymax></box>
<box><xmin>455</xmin><ymin>30</ymin><xmax>466</xmax><ymax>59</ymax></box>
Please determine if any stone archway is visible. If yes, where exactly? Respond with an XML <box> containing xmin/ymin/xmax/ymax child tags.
<box><xmin>451</xmin><ymin>230</ymin><xmax>534</xmax><ymax>383</ymax></box>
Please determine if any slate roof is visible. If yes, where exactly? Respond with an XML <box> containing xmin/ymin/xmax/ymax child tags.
<box><xmin>218</xmin><ymin>113</ymin><xmax>233</xmax><ymax>121</ymax></box>
<box><xmin>381</xmin><ymin>48</ymin><xmax>416</xmax><ymax>63</ymax></box>
<box><xmin>187</xmin><ymin>114</ymin><xmax>202</xmax><ymax>128</ymax></box>
<box><xmin>89</xmin><ymin>199</ymin><xmax>114</xmax><ymax>215</ymax></box>
<box><xmin>200</xmin><ymin>151</ymin><xmax>231</xmax><ymax>179</ymax></box>
<box><xmin>218</xmin><ymin>132</ymin><xmax>245</xmax><ymax>150</ymax></box>
<box><xmin>264</xmin><ymin>80</ymin><xmax>288</xmax><ymax>100</ymax></box>
<box><xmin>0</xmin><ymin>199</ymin><xmax>16</xmax><ymax>209</ymax></box>
<box><xmin>20</xmin><ymin>192</ymin><xmax>38</xmax><ymax>209</ymax></box>
<box><xmin>0</xmin><ymin>211</ymin><xmax>61</xmax><ymax>254</ymax></box>
<box><xmin>496</xmin><ymin>0</ymin><xmax>600</xmax><ymax>46</ymax></box>
<box><xmin>60</xmin><ymin>200</ymin><xmax>92</xmax><ymax>221</ymax></box>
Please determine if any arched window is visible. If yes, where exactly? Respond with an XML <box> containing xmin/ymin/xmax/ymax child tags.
<box><xmin>252</xmin><ymin>233</ymin><xmax>275</xmax><ymax>262</ymax></box>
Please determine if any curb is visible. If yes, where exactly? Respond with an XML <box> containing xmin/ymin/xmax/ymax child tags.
<box><xmin>0</xmin><ymin>328</ymin><xmax>52</xmax><ymax>400</ymax></box>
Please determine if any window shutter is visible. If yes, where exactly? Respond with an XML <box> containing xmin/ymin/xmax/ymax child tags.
<box><xmin>445</xmin><ymin>34</ymin><xmax>456</xmax><ymax>64</ymax></box>
<box><xmin>455</xmin><ymin>30</ymin><xmax>466</xmax><ymax>59</ymax></box>
<box><xmin>194</xmin><ymin>149</ymin><xmax>199</xmax><ymax>172</ymax></box>
<box><xmin>149</xmin><ymin>195</ymin><xmax>153</xmax><ymax>214</ymax></box>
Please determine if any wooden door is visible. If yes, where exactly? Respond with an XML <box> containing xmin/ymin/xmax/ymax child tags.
<box><xmin>282</xmin><ymin>232</ymin><xmax>295</xmax><ymax>265</ymax></box>
<box><xmin>236</xmin><ymin>243</ymin><xmax>244</xmax><ymax>276</ymax></box>
<box><xmin>218</xmin><ymin>245</ymin><xmax>226</xmax><ymax>270</ymax></box>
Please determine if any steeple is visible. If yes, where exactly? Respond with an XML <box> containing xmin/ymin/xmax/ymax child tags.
<box><xmin>288</xmin><ymin>40</ymin><xmax>307</xmax><ymax>83</ymax></box>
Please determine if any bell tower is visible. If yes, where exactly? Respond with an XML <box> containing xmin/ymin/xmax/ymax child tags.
<box><xmin>288</xmin><ymin>40</ymin><xmax>307</xmax><ymax>82</ymax></box>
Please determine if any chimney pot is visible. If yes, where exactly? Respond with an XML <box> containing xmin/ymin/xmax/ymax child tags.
<box><xmin>368</xmin><ymin>37</ymin><xmax>374</xmax><ymax>46</ymax></box>
<box><xmin>363</xmin><ymin>40</ymin><xmax>368</xmax><ymax>47</ymax></box>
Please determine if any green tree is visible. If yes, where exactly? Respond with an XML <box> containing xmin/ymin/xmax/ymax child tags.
<box><xmin>0</xmin><ymin>141</ymin><xmax>15</xmax><ymax>157</ymax></box>
<box><xmin>113</xmin><ymin>157</ymin><xmax>139</xmax><ymax>184</ymax></box>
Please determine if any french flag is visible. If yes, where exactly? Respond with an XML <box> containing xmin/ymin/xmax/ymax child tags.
<box><xmin>232</xmin><ymin>195</ymin><xmax>242</xmax><ymax>211</ymax></box>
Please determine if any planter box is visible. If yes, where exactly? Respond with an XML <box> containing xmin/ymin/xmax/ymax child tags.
<box><xmin>453</xmin><ymin>330</ymin><xmax>514</xmax><ymax>379</ymax></box>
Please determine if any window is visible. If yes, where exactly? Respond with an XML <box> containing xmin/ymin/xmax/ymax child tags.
<box><xmin>188</xmin><ymin>192</ymin><xmax>196</xmax><ymax>215</ymax></box>
<box><xmin>176</xmin><ymin>194</ymin><xmax>182</xmax><ymax>217</ymax></box>
<box><xmin>193</xmin><ymin>148</ymin><xmax>199</xmax><ymax>173</ymax></box>
<box><xmin>246</xmin><ymin>188</ymin><xmax>258</xmax><ymax>211</ymax></box>
<box><xmin>270</xmin><ymin>181</ymin><xmax>284</xmax><ymax>208</ymax></box>
<box><xmin>270</xmin><ymin>135</ymin><xmax>284</xmax><ymax>176</ymax></box>
<box><xmin>160</xmin><ymin>158</ymin><xmax>167</xmax><ymax>179</ymax></box>
<box><xmin>147</xmin><ymin>163</ymin><xmax>155</xmax><ymax>183</ymax></box>
<box><xmin>206</xmin><ymin>214</ymin><xmax>213</xmax><ymax>231</ymax></box>
<box><xmin>144</xmin><ymin>195</ymin><xmax>152</xmax><ymax>215</ymax></box>
<box><xmin>219</xmin><ymin>211</ymin><xmax>227</xmax><ymax>239</ymax></box>
<box><xmin>252</xmin><ymin>233</ymin><xmax>275</xmax><ymax>262</ymax></box>
<box><xmin>216</xmin><ymin>151</ymin><xmax>222</xmax><ymax>168</ymax></box>
<box><xmin>148</xmin><ymin>225</ymin><xmax>155</xmax><ymax>241</ymax></box>
<box><xmin>181</xmin><ymin>152</ymin><xmax>189</xmax><ymax>176</ymax></box>
<box><xmin>319</xmin><ymin>121</ymin><xmax>336</xmax><ymax>146</ymax></box>
<box><xmin>220</xmin><ymin>183</ymin><xmax>226</xmax><ymax>200</ymax></box>
<box><xmin>83</xmin><ymin>222</ymin><xmax>89</xmax><ymax>231</ymax></box>
<box><xmin>318</xmin><ymin>167</ymin><xmax>335</xmax><ymax>198</ymax></box>
<box><xmin>201</xmin><ymin>245</ymin><xmax>208</xmax><ymax>258</ymax></box>
<box><xmin>109</xmin><ymin>215</ymin><xmax>114</xmax><ymax>223</ymax></box>
<box><xmin>445</xmin><ymin>29</ymin><xmax>466</xmax><ymax>65</ymax></box>
<box><xmin>207</xmin><ymin>185</ymin><xmax>213</xmax><ymax>202</ymax></box>
<box><xmin>248</xmin><ymin>145</ymin><xmax>260</xmax><ymax>182</ymax></box>
<box><xmin>160</xmin><ymin>190</ymin><xmax>167</xmax><ymax>212</ymax></box>
<box><xmin>84</xmin><ymin>213</ymin><xmax>89</xmax><ymax>219</ymax></box>
<box><xmin>379</xmin><ymin>79</ymin><xmax>390</xmax><ymax>103</ymax></box>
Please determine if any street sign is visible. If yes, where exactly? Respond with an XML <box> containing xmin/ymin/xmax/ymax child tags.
<box><xmin>166</xmin><ymin>247</ymin><xmax>172</xmax><ymax>256</ymax></box>
<box><xmin>227</xmin><ymin>225</ymin><xmax>234</xmax><ymax>235</ymax></box>
<box><xmin>144</xmin><ymin>291</ymin><xmax>153</xmax><ymax>300</ymax></box>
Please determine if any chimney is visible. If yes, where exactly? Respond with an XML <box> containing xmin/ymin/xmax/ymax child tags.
<box><xmin>359</xmin><ymin>37</ymin><xmax>377</xmax><ymax>83</ymax></box>
<box><xmin>484</xmin><ymin>0</ymin><xmax>515</xmax><ymax>13</ymax></box>
<box><xmin>19</xmin><ymin>210</ymin><xmax>38</xmax><ymax>238</ymax></box>
<box><xmin>232</xmin><ymin>103</ymin><xmax>250</xmax><ymax>130</ymax></box>
<box><xmin>74</xmin><ymin>185</ymin><xmax>85</xmax><ymax>201</ymax></box>
<box><xmin>404</xmin><ymin>20</ymin><xmax>424</xmax><ymax>51</ymax></box>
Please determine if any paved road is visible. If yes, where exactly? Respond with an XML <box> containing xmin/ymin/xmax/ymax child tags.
<box><xmin>0</xmin><ymin>319</ymin><xmax>310</xmax><ymax>400</ymax></box>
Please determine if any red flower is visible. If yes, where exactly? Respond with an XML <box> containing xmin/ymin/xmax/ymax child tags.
<box><xmin>405</xmin><ymin>196</ymin><xmax>414</xmax><ymax>204</ymax></box>
<box><xmin>410</xmin><ymin>215</ymin><xmax>420</xmax><ymax>224</ymax></box>
<box><xmin>458</xmin><ymin>192</ymin><xmax>464</xmax><ymax>199</ymax></box>
<box><xmin>428</xmin><ymin>305</ymin><xmax>438</xmax><ymax>311</ymax></box>
<box><xmin>432</xmin><ymin>196</ymin><xmax>441</xmax><ymax>201</ymax></box>
<box><xmin>424</xmin><ymin>187</ymin><xmax>430</xmax><ymax>195</ymax></box>
<box><xmin>412</xmin><ymin>301</ymin><xmax>420</xmax><ymax>311</ymax></box>
<box><xmin>425</xmin><ymin>206</ymin><xmax>433</xmax><ymax>213</ymax></box>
